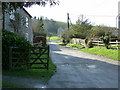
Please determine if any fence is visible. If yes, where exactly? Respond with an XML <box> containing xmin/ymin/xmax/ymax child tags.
<box><xmin>71</xmin><ymin>38</ymin><xmax>85</xmax><ymax>46</ymax></box>
<box><xmin>9</xmin><ymin>45</ymin><xmax>50</xmax><ymax>70</ymax></box>
<box><xmin>9</xmin><ymin>46</ymin><xmax>29</xmax><ymax>70</ymax></box>
<box><xmin>29</xmin><ymin>46</ymin><xmax>49</xmax><ymax>70</ymax></box>
<box><xmin>71</xmin><ymin>38</ymin><xmax>120</xmax><ymax>49</ymax></box>
<box><xmin>92</xmin><ymin>40</ymin><xmax>120</xmax><ymax>47</ymax></box>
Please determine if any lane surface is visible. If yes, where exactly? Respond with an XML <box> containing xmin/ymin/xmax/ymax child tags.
<box><xmin>47</xmin><ymin>41</ymin><xmax>118</xmax><ymax>88</ymax></box>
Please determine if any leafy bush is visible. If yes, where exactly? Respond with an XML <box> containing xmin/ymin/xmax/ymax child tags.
<box><xmin>100</xmin><ymin>35</ymin><xmax>110</xmax><ymax>49</ymax></box>
<box><xmin>2</xmin><ymin>30</ymin><xmax>32</xmax><ymax>70</ymax></box>
<box><xmin>89</xmin><ymin>26</ymin><xmax>112</xmax><ymax>39</ymax></box>
<box><xmin>61</xmin><ymin>30</ymin><xmax>74</xmax><ymax>43</ymax></box>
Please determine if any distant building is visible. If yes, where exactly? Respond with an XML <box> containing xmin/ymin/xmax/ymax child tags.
<box><xmin>118</xmin><ymin>1</ymin><xmax>120</xmax><ymax>28</ymax></box>
<box><xmin>3</xmin><ymin>7</ymin><xmax>33</xmax><ymax>44</ymax></box>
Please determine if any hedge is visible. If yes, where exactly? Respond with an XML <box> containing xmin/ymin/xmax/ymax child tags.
<box><xmin>2</xmin><ymin>30</ymin><xmax>32</xmax><ymax>70</ymax></box>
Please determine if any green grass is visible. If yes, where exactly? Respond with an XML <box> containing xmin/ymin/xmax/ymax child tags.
<box><xmin>79</xmin><ymin>46</ymin><xmax>119</xmax><ymax>61</ymax></box>
<box><xmin>3</xmin><ymin>57</ymin><xmax>56</xmax><ymax>81</ymax></box>
<box><xmin>47</xmin><ymin>36</ymin><xmax>61</xmax><ymax>41</ymax></box>
<box><xmin>3</xmin><ymin>46</ymin><xmax>56</xmax><ymax>81</ymax></box>
<box><xmin>2</xmin><ymin>81</ymin><xmax>25</xmax><ymax>88</ymax></box>
<box><xmin>57</xmin><ymin>42</ymin><xmax>67</xmax><ymax>45</ymax></box>
<box><xmin>66</xmin><ymin>44</ymin><xmax>119</xmax><ymax>61</ymax></box>
<box><xmin>108</xmin><ymin>46</ymin><xmax>120</xmax><ymax>50</ymax></box>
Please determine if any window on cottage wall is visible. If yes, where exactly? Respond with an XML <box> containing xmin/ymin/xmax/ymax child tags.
<box><xmin>9</xmin><ymin>10</ymin><xmax>15</xmax><ymax>20</ymax></box>
<box><xmin>26</xmin><ymin>17</ymin><xmax>28</xmax><ymax>27</ymax></box>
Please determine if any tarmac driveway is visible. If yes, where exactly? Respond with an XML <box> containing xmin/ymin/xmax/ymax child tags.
<box><xmin>47</xmin><ymin>41</ymin><xmax>119</xmax><ymax>88</ymax></box>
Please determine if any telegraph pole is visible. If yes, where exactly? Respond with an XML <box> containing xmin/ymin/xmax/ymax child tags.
<box><xmin>81</xmin><ymin>14</ymin><xmax>83</xmax><ymax>22</ymax></box>
<box><xmin>67</xmin><ymin>13</ymin><xmax>70</xmax><ymax>30</ymax></box>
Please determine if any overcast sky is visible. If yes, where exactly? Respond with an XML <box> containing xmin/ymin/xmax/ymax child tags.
<box><xmin>25</xmin><ymin>0</ymin><xmax>120</xmax><ymax>27</ymax></box>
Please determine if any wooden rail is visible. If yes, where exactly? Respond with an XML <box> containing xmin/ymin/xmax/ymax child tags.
<box><xmin>92</xmin><ymin>40</ymin><xmax>120</xmax><ymax>47</ymax></box>
<box><xmin>92</xmin><ymin>40</ymin><xmax>120</xmax><ymax>50</ymax></box>
<box><xmin>9</xmin><ymin>45</ymin><xmax>50</xmax><ymax>70</ymax></box>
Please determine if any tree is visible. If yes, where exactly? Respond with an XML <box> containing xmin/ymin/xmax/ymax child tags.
<box><xmin>70</xmin><ymin>17</ymin><xmax>92</xmax><ymax>39</ymax></box>
<box><xmin>32</xmin><ymin>17</ymin><xmax>46</xmax><ymax>37</ymax></box>
<box><xmin>37</xmin><ymin>17</ymin><xmax>45</xmax><ymax>33</ymax></box>
<box><xmin>76</xmin><ymin>15</ymin><xmax>91</xmax><ymax>25</ymax></box>
<box><xmin>61</xmin><ymin>29</ymin><xmax>74</xmax><ymax>43</ymax></box>
<box><xmin>89</xmin><ymin>25</ymin><xmax>112</xmax><ymax>39</ymax></box>
<box><xmin>2</xmin><ymin>1</ymin><xmax>60</xmax><ymax>12</ymax></box>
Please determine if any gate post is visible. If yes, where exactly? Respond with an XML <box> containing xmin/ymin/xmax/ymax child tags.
<box><xmin>47</xmin><ymin>45</ymin><xmax>50</xmax><ymax>70</ymax></box>
<box><xmin>9</xmin><ymin>47</ymin><xmax>12</xmax><ymax>70</ymax></box>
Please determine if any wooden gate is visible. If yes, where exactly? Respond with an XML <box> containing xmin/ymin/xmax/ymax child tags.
<box><xmin>9</xmin><ymin>45</ymin><xmax>49</xmax><ymax>70</ymax></box>
<box><xmin>29</xmin><ymin>45</ymin><xmax>49</xmax><ymax>70</ymax></box>
<box><xmin>9</xmin><ymin>46</ymin><xmax>29</xmax><ymax>70</ymax></box>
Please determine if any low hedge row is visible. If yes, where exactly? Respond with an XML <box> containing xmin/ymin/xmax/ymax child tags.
<box><xmin>2</xmin><ymin>30</ymin><xmax>32</xmax><ymax>70</ymax></box>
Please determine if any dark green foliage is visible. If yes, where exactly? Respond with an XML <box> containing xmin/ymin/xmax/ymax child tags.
<box><xmin>2</xmin><ymin>1</ymin><xmax>60</xmax><ymax>12</ymax></box>
<box><xmin>2</xmin><ymin>30</ymin><xmax>32</xmax><ymax>70</ymax></box>
<box><xmin>61</xmin><ymin>30</ymin><xmax>74</xmax><ymax>43</ymax></box>
<box><xmin>100</xmin><ymin>35</ymin><xmax>110</xmax><ymax>49</ymax></box>
<box><xmin>71</xmin><ymin>24</ymin><xmax>92</xmax><ymax>39</ymax></box>
<box><xmin>61</xmin><ymin>18</ymin><xmax>92</xmax><ymax>44</ymax></box>
<box><xmin>89</xmin><ymin>26</ymin><xmax>112</xmax><ymax>39</ymax></box>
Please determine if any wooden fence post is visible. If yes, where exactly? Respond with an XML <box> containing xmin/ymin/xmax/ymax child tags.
<box><xmin>9</xmin><ymin>47</ymin><xmax>12</xmax><ymax>70</ymax></box>
<box><xmin>116</xmin><ymin>40</ymin><xmax>118</xmax><ymax>50</ymax></box>
<box><xmin>47</xmin><ymin>45</ymin><xmax>49</xmax><ymax>70</ymax></box>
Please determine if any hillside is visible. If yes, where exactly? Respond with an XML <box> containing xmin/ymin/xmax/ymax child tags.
<box><xmin>44</xmin><ymin>19</ymin><xmax>67</xmax><ymax>36</ymax></box>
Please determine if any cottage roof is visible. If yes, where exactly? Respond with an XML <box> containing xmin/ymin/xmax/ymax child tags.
<box><xmin>22</xmin><ymin>8</ymin><xmax>32</xmax><ymax>18</ymax></box>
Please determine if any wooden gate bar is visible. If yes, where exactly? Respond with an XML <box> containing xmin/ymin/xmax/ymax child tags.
<box><xmin>9</xmin><ymin>45</ymin><xmax>50</xmax><ymax>70</ymax></box>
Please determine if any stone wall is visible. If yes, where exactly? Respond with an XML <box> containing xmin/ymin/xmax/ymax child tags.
<box><xmin>118</xmin><ymin>1</ymin><xmax>120</xmax><ymax>28</ymax></box>
<box><xmin>71</xmin><ymin>38</ymin><xmax>85</xmax><ymax>46</ymax></box>
<box><xmin>19</xmin><ymin>8</ymin><xmax>33</xmax><ymax>45</ymax></box>
<box><xmin>4</xmin><ymin>8</ymin><xmax>33</xmax><ymax>45</ymax></box>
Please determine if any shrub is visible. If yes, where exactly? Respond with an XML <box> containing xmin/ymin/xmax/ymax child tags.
<box><xmin>2</xmin><ymin>30</ymin><xmax>32</xmax><ymax>70</ymax></box>
<box><xmin>100</xmin><ymin>35</ymin><xmax>110</xmax><ymax>49</ymax></box>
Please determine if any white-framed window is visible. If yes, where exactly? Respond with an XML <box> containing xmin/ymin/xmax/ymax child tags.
<box><xmin>26</xmin><ymin>17</ymin><xmax>28</xmax><ymax>27</ymax></box>
<box><xmin>9</xmin><ymin>10</ymin><xmax>15</xmax><ymax>20</ymax></box>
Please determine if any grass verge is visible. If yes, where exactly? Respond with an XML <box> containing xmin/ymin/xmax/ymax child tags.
<box><xmin>47</xmin><ymin>36</ymin><xmax>61</xmax><ymax>41</ymax></box>
<box><xmin>57</xmin><ymin>42</ymin><xmax>67</xmax><ymax>46</ymax></box>
<box><xmin>2</xmin><ymin>81</ymin><xmax>25</xmax><ymax>88</ymax></box>
<box><xmin>3</xmin><ymin>57</ymin><xmax>56</xmax><ymax>81</ymax></box>
<box><xmin>79</xmin><ymin>46</ymin><xmax>119</xmax><ymax>61</ymax></box>
<box><xmin>66</xmin><ymin>44</ymin><xmax>119</xmax><ymax>61</ymax></box>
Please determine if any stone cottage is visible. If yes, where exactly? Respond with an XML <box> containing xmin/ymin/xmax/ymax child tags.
<box><xmin>118</xmin><ymin>1</ymin><xmax>120</xmax><ymax>28</ymax></box>
<box><xmin>3</xmin><ymin>7</ymin><xmax>33</xmax><ymax>44</ymax></box>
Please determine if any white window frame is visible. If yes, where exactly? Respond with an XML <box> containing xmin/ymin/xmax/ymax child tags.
<box><xmin>26</xmin><ymin>17</ymin><xmax>28</xmax><ymax>27</ymax></box>
<box><xmin>9</xmin><ymin>10</ymin><xmax>15</xmax><ymax>20</ymax></box>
